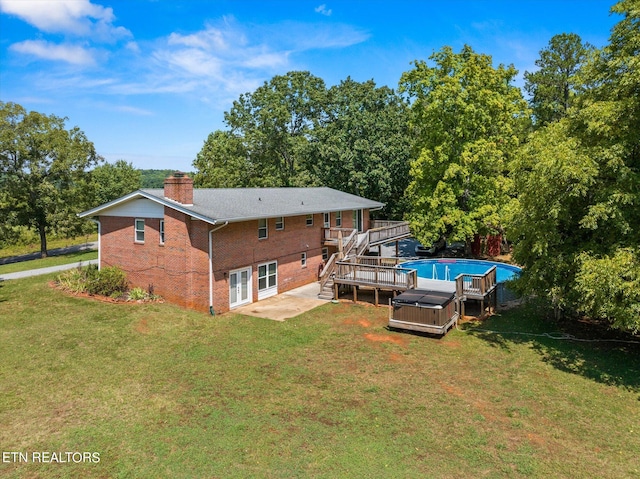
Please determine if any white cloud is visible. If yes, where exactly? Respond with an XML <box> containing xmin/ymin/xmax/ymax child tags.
<box><xmin>10</xmin><ymin>40</ymin><xmax>96</xmax><ymax>65</ymax></box>
<box><xmin>315</xmin><ymin>4</ymin><xmax>332</xmax><ymax>16</ymax></box>
<box><xmin>0</xmin><ymin>0</ymin><xmax>131</xmax><ymax>41</ymax></box>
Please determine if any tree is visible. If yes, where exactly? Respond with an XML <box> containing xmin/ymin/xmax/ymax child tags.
<box><xmin>0</xmin><ymin>102</ymin><xmax>100</xmax><ymax>257</ymax></box>
<box><xmin>304</xmin><ymin>78</ymin><xmax>413</xmax><ymax>219</ymax></box>
<box><xmin>524</xmin><ymin>33</ymin><xmax>594</xmax><ymax>127</ymax></box>
<box><xmin>223</xmin><ymin>71</ymin><xmax>327</xmax><ymax>187</ymax></box>
<box><xmin>399</xmin><ymin>45</ymin><xmax>530</xmax><ymax>248</ymax></box>
<box><xmin>509</xmin><ymin>0</ymin><xmax>640</xmax><ymax>332</ymax></box>
<box><xmin>193</xmin><ymin>130</ymin><xmax>253</xmax><ymax>188</ymax></box>
<box><xmin>90</xmin><ymin>160</ymin><xmax>141</xmax><ymax>205</ymax></box>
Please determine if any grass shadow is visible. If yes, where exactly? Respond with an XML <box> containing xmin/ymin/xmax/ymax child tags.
<box><xmin>462</xmin><ymin>299</ymin><xmax>640</xmax><ymax>394</ymax></box>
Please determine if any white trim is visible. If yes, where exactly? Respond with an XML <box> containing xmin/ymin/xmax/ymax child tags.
<box><xmin>275</xmin><ymin>216</ymin><xmax>284</xmax><ymax>230</ymax></box>
<box><xmin>257</xmin><ymin>261</ymin><xmax>278</xmax><ymax>300</ymax></box>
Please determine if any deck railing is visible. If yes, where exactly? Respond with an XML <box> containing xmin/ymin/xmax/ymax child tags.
<box><xmin>368</xmin><ymin>220</ymin><xmax>410</xmax><ymax>246</ymax></box>
<box><xmin>334</xmin><ymin>261</ymin><xmax>417</xmax><ymax>290</ymax></box>
<box><xmin>455</xmin><ymin>266</ymin><xmax>497</xmax><ymax>299</ymax></box>
<box><xmin>319</xmin><ymin>252</ymin><xmax>338</xmax><ymax>292</ymax></box>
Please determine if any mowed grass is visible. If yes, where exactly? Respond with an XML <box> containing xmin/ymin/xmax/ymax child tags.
<box><xmin>0</xmin><ymin>251</ymin><xmax>98</xmax><ymax>275</ymax></box>
<box><xmin>0</xmin><ymin>234</ymin><xmax>97</xmax><ymax>259</ymax></box>
<box><xmin>0</xmin><ymin>276</ymin><xmax>639</xmax><ymax>478</ymax></box>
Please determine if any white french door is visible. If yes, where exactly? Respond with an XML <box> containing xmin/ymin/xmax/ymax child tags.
<box><xmin>229</xmin><ymin>267</ymin><xmax>252</xmax><ymax>308</ymax></box>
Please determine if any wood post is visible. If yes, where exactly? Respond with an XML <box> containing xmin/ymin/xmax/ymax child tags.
<box><xmin>374</xmin><ymin>288</ymin><xmax>379</xmax><ymax>307</ymax></box>
<box><xmin>353</xmin><ymin>285</ymin><xmax>357</xmax><ymax>303</ymax></box>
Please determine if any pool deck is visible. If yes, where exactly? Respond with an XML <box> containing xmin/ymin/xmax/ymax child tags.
<box><xmin>416</xmin><ymin>278</ymin><xmax>457</xmax><ymax>293</ymax></box>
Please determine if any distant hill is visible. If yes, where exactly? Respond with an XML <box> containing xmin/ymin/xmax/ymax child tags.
<box><xmin>139</xmin><ymin>169</ymin><xmax>195</xmax><ymax>188</ymax></box>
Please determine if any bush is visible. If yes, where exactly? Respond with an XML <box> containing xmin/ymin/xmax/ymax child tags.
<box><xmin>56</xmin><ymin>265</ymin><xmax>128</xmax><ymax>297</ymax></box>
<box><xmin>128</xmin><ymin>287</ymin><xmax>147</xmax><ymax>301</ymax></box>
<box><xmin>86</xmin><ymin>266</ymin><xmax>128</xmax><ymax>297</ymax></box>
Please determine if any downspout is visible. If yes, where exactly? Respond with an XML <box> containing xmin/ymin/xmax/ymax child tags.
<box><xmin>208</xmin><ymin>221</ymin><xmax>229</xmax><ymax>315</ymax></box>
<box><xmin>90</xmin><ymin>218</ymin><xmax>101</xmax><ymax>270</ymax></box>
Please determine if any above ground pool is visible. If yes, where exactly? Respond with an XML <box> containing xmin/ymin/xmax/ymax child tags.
<box><xmin>401</xmin><ymin>258</ymin><xmax>521</xmax><ymax>283</ymax></box>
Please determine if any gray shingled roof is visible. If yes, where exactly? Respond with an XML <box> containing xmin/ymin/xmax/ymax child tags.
<box><xmin>80</xmin><ymin>187</ymin><xmax>384</xmax><ymax>224</ymax></box>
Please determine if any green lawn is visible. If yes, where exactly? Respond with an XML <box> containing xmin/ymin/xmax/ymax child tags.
<box><xmin>0</xmin><ymin>234</ymin><xmax>97</xmax><ymax>259</ymax></box>
<box><xmin>1</xmin><ymin>275</ymin><xmax>639</xmax><ymax>478</ymax></box>
<box><xmin>0</xmin><ymin>251</ymin><xmax>98</xmax><ymax>275</ymax></box>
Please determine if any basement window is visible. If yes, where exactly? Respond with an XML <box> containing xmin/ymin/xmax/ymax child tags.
<box><xmin>322</xmin><ymin>247</ymin><xmax>329</xmax><ymax>261</ymax></box>
<box><xmin>135</xmin><ymin>219</ymin><xmax>145</xmax><ymax>243</ymax></box>
<box><xmin>301</xmin><ymin>252</ymin><xmax>307</xmax><ymax>267</ymax></box>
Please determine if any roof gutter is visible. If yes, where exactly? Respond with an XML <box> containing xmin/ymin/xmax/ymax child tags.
<box><xmin>208</xmin><ymin>221</ymin><xmax>229</xmax><ymax>315</ymax></box>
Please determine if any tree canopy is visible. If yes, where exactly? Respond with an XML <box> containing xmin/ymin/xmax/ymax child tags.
<box><xmin>524</xmin><ymin>33</ymin><xmax>594</xmax><ymax>127</ymax></box>
<box><xmin>0</xmin><ymin>102</ymin><xmax>101</xmax><ymax>257</ymax></box>
<box><xmin>90</xmin><ymin>160</ymin><xmax>141</xmax><ymax>206</ymax></box>
<box><xmin>194</xmin><ymin>72</ymin><xmax>412</xmax><ymax>217</ymax></box>
<box><xmin>399</xmin><ymin>45</ymin><xmax>530</xmax><ymax>247</ymax></box>
<box><xmin>509</xmin><ymin>0</ymin><xmax>640</xmax><ymax>332</ymax></box>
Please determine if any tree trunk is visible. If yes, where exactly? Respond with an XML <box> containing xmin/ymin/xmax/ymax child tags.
<box><xmin>39</xmin><ymin>225</ymin><xmax>48</xmax><ymax>258</ymax></box>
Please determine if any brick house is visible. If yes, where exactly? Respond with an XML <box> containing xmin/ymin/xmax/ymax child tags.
<box><xmin>78</xmin><ymin>173</ymin><xmax>386</xmax><ymax>314</ymax></box>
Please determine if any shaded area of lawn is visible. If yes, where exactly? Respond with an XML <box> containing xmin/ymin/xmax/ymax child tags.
<box><xmin>462</xmin><ymin>300</ymin><xmax>640</xmax><ymax>393</ymax></box>
<box><xmin>1</xmin><ymin>276</ymin><xmax>639</xmax><ymax>478</ymax></box>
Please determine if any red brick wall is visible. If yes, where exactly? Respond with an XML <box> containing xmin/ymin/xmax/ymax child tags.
<box><xmin>99</xmin><ymin>208</ymin><xmax>370</xmax><ymax>314</ymax></box>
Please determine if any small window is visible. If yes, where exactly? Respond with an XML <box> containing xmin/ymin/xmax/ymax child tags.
<box><xmin>323</xmin><ymin>212</ymin><xmax>330</xmax><ymax>228</ymax></box>
<box><xmin>306</xmin><ymin>214</ymin><xmax>313</xmax><ymax>227</ymax></box>
<box><xmin>335</xmin><ymin>211</ymin><xmax>342</xmax><ymax>227</ymax></box>
<box><xmin>258</xmin><ymin>218</ymin><xmax>267</xmax><ymax>239</ymax></box>
<box><xmin>275</xmin><ymin>217</ymin><xmax>284</xmax><ymax>230</ymax></box>
<box><xmin>135</xmin><ymin>219</ymin><xmax>145</xmax><ymax>243</ymax></box>
<box><xmin>159</xmin><ymin>220</ymin><xmax>165</xmax><ymax>244</ymax></box>
<box><xmin>322</xmin><ymin>247</ymin><xmax>329</xmax><ymax>261</ymax></box>
<box><xmin>301</xmin><ymin>252</ymin><xmax>307</xmax><ymax>267</ymax></box>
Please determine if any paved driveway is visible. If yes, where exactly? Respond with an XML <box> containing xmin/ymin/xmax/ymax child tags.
<box><xmin>231</xmin><ymin>282</ymin><xmax>329</xmax><ymax>321</ymax></box>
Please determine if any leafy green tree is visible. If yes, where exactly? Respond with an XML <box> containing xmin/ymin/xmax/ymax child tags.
<box><xmin>193</xmin><ymin>130</ymin><xmax>253</xmax><ymax>188</ymax></box>
<box><xmin>510</xmin><ymin>0</ymin><xmax>640</xmax><ymax>332</ymax></box>
<box><xmin>223</xmin><ymin>71</ymin><xmax>327</xmax><ymax>186</ymax></box>
<box><xmin>90</xmin><ymin>160</ymin><xmax>141</xmax><ymax>205</ymax></box>
<box><xmin>0</xmin><ymin>102</ymin><xmax>100</xmax><ymax>257</ymax></box>
<box><xmin>524</xmin><ymin>33</ymin><xmax>594</xmax><ymax>127</ymax></box>
<box><xmin>400</xmin><ymin>45</ymin><xmax>530</xmax><ymax>248</ymax></box>
<box><xmin>304</xmin><ymin>78</ymin><xmax>413</xmax><ymax>219</ymax></box>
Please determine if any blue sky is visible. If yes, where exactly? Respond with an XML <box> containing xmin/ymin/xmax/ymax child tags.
<box><xmin>0</xmin><ymin>0</ymin><xmax>619</xmax><ymax>172</ymax></box>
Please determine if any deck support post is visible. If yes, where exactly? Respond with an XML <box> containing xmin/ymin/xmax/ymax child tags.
<box><xmin>353</xmin><ymin>285</ymin><xmax>358</xmax><ymax>303</ymax></box>
<box><xmin>334</xmin><ymin>283</ymin><xmax>339</xmax><ymax>300</ymax></box>
<box><xmin>374</xmin><ymin>288</ymin><xmax>379</xmax><ymax>307</ymax></box>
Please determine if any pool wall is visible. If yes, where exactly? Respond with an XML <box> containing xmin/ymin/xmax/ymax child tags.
<box><xmin>401</xmin><ymin>258</ymin><xmax>521</xmax><ymax>304</ymax></box>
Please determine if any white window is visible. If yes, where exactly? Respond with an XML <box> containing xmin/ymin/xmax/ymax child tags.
<box><xmin>135</xmin><ymin>219</ymin><xmax>145</xmax><ymax>243</ymax></box>
<box><xmin>306</xmin><ymin>214</ymin><xmax>314</xmax><ymax>226</ymax></box>
<box><xmin>322</xmin><ymin>247</ymin><xmax>329</xmax><ymax>261</ymax></box>
<box><xmin>335</xmin><ymin>211</ymin><xmax>342</xmax><ymax>227</ymax></box>
<box><xmin>159</xmin><ymin>220</ymin><xmax>165</xmax><ymax>244</ymax></box>
<box><xmin>323</xmin><ymin>212</ymin><xmax>330</xmax><ymax>228</ymax></box>
<box><xmin>258</xmin><ymin>218</ymin><xmax>267</xmax><ymax>239</ymax></box>
<box><xmin>301</xmin><ymin>252</ymin><xmax>307</xmax><ymax>267</ymax></box>
<box><xmin>258</xmin><ymin>261</ymin><xmax>277</xmax><ymax>299</ymax></box>
<box><xmin>275</xmin><ymin>217</ymin><xmax>284</xmax><ymax>230</ymax></box>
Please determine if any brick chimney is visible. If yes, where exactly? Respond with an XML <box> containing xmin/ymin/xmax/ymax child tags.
<box><xmin>164</xmin><ymin>171</ymin><xmax>194</xmax><ymax>205</ymax></box>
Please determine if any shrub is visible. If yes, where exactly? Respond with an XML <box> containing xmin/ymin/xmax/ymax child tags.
<box><xmin>57</xmin><ymin>265</ymin><xmax>128</xmax><ymax>297</ymax></box>
<box><xmin>86</xmin><ymin>266</ymin><xmax>128</xmax><ymax>297</ymax></box>
<box><xmin>128</xmin><ymin>287</ymin><xmax>147</xmax><ymax>301</ymax></box>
